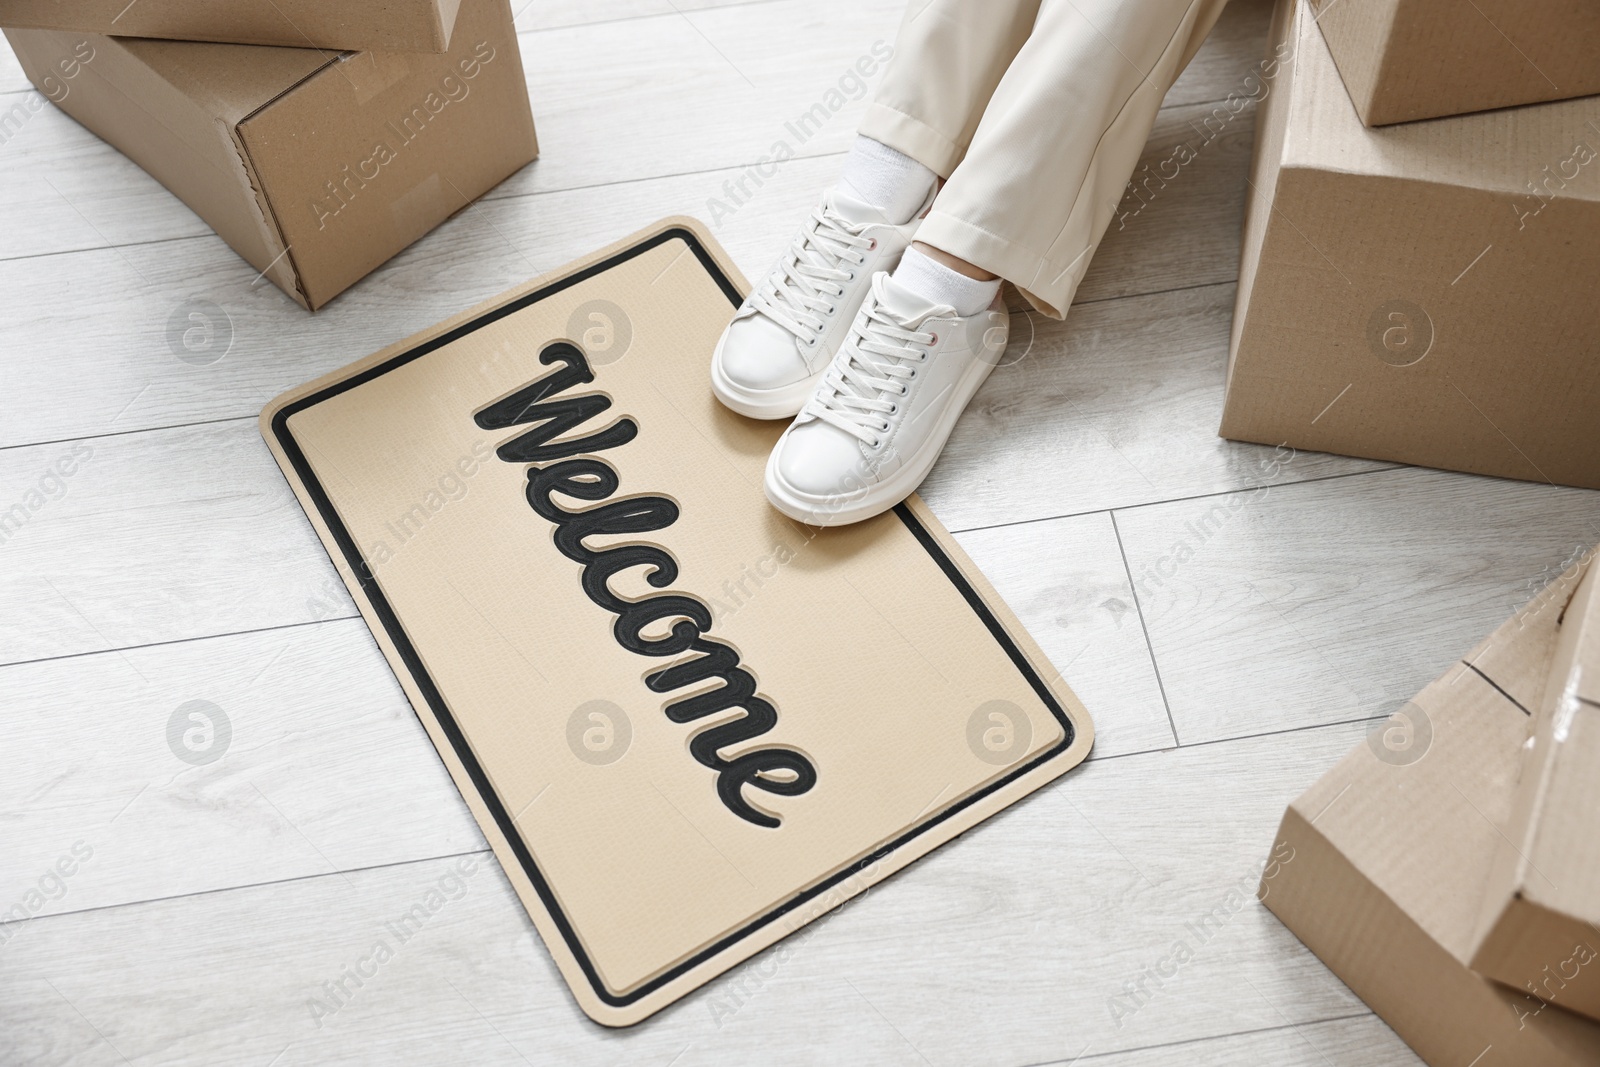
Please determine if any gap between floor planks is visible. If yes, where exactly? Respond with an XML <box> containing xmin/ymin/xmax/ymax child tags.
<box><xmin>0</xmin><ymin>455</ymin><xmax>1412</xmax><ymax>674</ymax></box>
<box><xmin>0</xmin><ymin>88</ymin><xmax>1256</xmax><ymax>269</ymax></box>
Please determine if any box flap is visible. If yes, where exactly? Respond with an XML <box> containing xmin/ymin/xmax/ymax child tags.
<box><xmin>1523</xmin><ymin>560</ymin><xmax>1600</xmax><ymax>921</ymax></box>
<box><xmin>1290</xmin><ymin>553</ymin><xmax>1584</xmax><ymax>960</ymax></box>
<box><xmin>1264</xmin><ymin>550</ymin><xmax>1600</xmax><ymax>1064</ymax></box>
<box><xmin>114</xmin><ymin>36</ymin><xmax>336</xmax><ymax>125</ymax></box>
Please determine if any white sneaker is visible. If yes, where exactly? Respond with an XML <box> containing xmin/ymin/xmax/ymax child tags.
<box><xmin>710</xmin><ymin>187</ymin><xmax>932</xmax><ymax>419</ymax></box>
<box><xmin>764</xmin><ymin>272</ymin><xmax>1009</xmax><ymax>526</ymax></box>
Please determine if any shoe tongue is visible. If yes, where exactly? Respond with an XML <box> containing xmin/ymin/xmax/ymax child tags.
<box><xmin>874</xmin><ymin>272</ymin><xmax>948</xmax><ymax>326</ymax></box>
<box><xmin>826</xmin><ymin>188</ymin><xmax>892</xmax><ymax>226</ymax></box>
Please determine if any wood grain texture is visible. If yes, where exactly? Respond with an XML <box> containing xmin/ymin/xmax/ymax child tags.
<box><xmin>0</xmin><ymin>0</ymin><xmax>1577</xmax><ymax>1061</ymax></box>
<box><xmin>1163</xmin><ymin>0</ymin><xmax>1274</xmax><ymax>109</ymax></box>
<box><xmin>0</xmin><ymin>102</ymin><xmax>214</xmax><ymax>261</ymax></box>
<box><xmin>0</xmin><ymin>155</ymin><xmax>841</xmax><ymax>449</ymax></box>
<box><xmin>0</xmin><ymin>0</ymin><xmax>1270</xmax><ymax>105</ymax></box>
<box><xmin>920</xmin><ymin>283</ymin><xmax>1394</xmax><ymax>531</ymax></box>
<box><xmin>1083</xmin><ymin>1014</ymin><xmax>1419</xmax><ymax>1066</ymax></box>
<box><xmin>512</xmin><ymin>0</ymin><xmax>801</xmax><ymax>34</ymax></box>
<box><xmin>0</xmin><ymin>490</ymin><xmax>1161</xmax><ymax>921</ymax></box>
<box><xmin>0</xmin><ymin>286</ymin><xmax>1399</xmax><ymax>669</ymax></box>
<box><xmin>0</xmin><ymin>45</ymin><xmax>26</xmax><ymax>95</ymax></box>
<box><xmin>1116</xmin><ymin>466</ymin><xmax>1600</xmax><ymax>744</ymax></box>
<box><xmin>0</xmin><ymin>721</ymin><xmax>1394</xmax><ymax>1067</ymax></box>
<box><xmin>507</xmin><ymin>0</ymin><xmax>1270</xmax><ymax>202</ymax></box>
<box><xmin>0</xmin><ymin>617</ymin><xmax>487</xmax><ymax>919</ymax></box>
<box><xmin>956</xmin><ymin>513</ymin><xmax>1176</xmax><ymax>758</ymax></box>
<box><xmin>0</xmin><ymin>0</ymin><xmax>1272</xmax><ymax>268</ymax></box>
<box><xmin>0</xmin><ymin>422</ymin><xmax>340</xmax><ymax>665</ymax></box>
<box><xmin>0</xmin><ymin>113</ymin><xmax>1266</xmax><ymax>451</ymax></box>
<box><xmin>1075</xmin><ymin>100</ymin><xmax>1257</xmax><ymax>305</ymax></box>
<box><xmin>501</xmin><ymin>0</ymin><xmax>904</xmax><ymax>199</ymax></box>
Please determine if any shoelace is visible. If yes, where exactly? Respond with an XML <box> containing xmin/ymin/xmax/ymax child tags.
<box><xmin>805</xmin><ymin>282</ymin><xmax>937</xmax><ymax>448</ymax></box>
<box><xmin>747</xmin><ymin>200</ymin><xmax>874</xmax><ymax>349</ymax></box>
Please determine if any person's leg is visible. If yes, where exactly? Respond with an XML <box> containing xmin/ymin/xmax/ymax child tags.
<box><xmin>765</xmin><ymin>0</ymin><xmax>1230</xmax><ymax>526</ymax></box>
<box><xmin>918</xmin><ymin>0</ymin><xmax>1232</xmax><ymax>319</ymax></box>
<box><xmin>709</xmin><ymin>0</ymin><xmax>1039</xmax><ymax>421</ymax></box>
<box><xmin>858</xmin><ymin>0</ymin><xmax>1044</xmax><ymax>180</ymax></box>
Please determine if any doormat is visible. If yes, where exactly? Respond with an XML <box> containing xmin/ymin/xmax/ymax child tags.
<box><xmin>261</xmin><ymin>218</ymin><xmax>1094</xmax><ymax>1026</ymax></box>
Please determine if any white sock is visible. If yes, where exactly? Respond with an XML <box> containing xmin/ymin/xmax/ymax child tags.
<box><xmin>892</xmin><ymin>247</ymin><xmax>1001</xmax><ymax>317</ymax></box>
<box><xmin>837</xmin><ymin>135</ymin><xmax>936</xmax><ymax>225</ymax></box>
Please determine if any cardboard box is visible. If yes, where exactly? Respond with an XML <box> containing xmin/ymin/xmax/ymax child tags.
<box><xmin>1260</xmin><ymin>551</ymin><xmax>1600</xmax><ymax>1066</ymax></box>
<box><xmin>1220</xmin><ymin>0</ymin><xmax>1600</xmax><ymax>490</ymax></box>
<box><xmin>1473</xmin><ymin>557</ymin><xmax>1600</xmax><ymax>1020</ymax></box>
<box><xmin>1312</xmin><ymin>0</ymin><xmax>1600</xmax><ymax>126</ymax></box>
<box><xmin>0</xmin><ymin>0</ymin><xmax>461</xmax><ymax>54</ymax></box>
<box><xmin>4</xmin><ymin>0</ymin><xmax>536</xmax><ymax>310</ymax></box>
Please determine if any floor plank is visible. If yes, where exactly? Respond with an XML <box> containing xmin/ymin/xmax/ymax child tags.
<box><xmin>0</xmin><ymin>720</ymin><xmax>1375</xmax><ymax>1067</ymax></box>
<box><xmin>0</xmin><ymin>40</ymin><xmax>27</xmax><ymax>95</ymax></box>
<box><xmin>0</xmin><ymin>504</ymin><xmax>1174</xmax><ymax>918</ymax></box>
<box><xmin>0</xmin><ymin>153</ymin><xmax>842</xmax><ymax>450</ymax></box>
<box><xmin>0</xmin><ymin>0</ymin><xmax>906</xmax><ymax>267</ymax></box>
<box><xmin>0</xmin><ymin>0</ymin><xmax>1264</xmax><ymax>102</ymax></box>
<box><xmin>920</xmin><ymin>283</ymin><xmax>1394</xmax><ymax>531</ymax></box>
<box><xmin>1075</xmin><ymin>100</ymin><xmax>1256</xmax><ymax>304</ymax></box>
<box><xmin>513</xmin><ymin>0</ymin><xmax>779</xmax><ymax>34</ymax></box>
<box><xmin>1072</xmin><ymin>1014</ymin><xmax>1418</xmax><ymax>1066</ymax></box>
<box><xmin>492</xmin><ymin>0</ymin><xmax>906</xmax><ymax>200</ymax></box>
<box><xmin>1116</xmin><ymin>466</ymin><xmax>1600</xmax><ymax>744</ymax></box>
<box><xmin>0</xmin><ymin>102</ymin><xmax>214</xmax><ymax>262</ymax></box>
<box><xmin>0</xmin><ymin>422</ymin><xmax>340</xmax><ymax>664</ymax></box>
<box><xmin>1163</xmin><ymin>0</ymin><xmax>1274</xmax><ymax>110</ymax></box>
<box><xmin>0</xmin><ymin>1</ymin><xmax>1555</xmax><ymax>1063</ymax></box>
<box><xmin>0</xmin><ymin>0</ymin><xmax>1270</xmax><ymax>265</ymax></box>
<box><xmin>0</xmin><ymin>618</ymin><xmax>485</xmax><ymax>920</ymax></box>
<box><xmin>0</xmin><ymin>333</ymin><xmax>1408</xmax><ymax>673</ymax></box>
<box><xmin>956</xmin><ymin>512</ymin><xmax>1176</xmax><ymax>758</ymax></box>
<box><xmin>0</xmin><ymin>120</ymin><xmax>1260</xmax><ymax>457</ymax></box>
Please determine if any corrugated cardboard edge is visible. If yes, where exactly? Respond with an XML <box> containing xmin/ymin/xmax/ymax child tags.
<box><xmin>1222</xmin><ymin>0</ymin><xmax>1296</xmax><ymax>401</ymax></box>
<box><xmin>1263</xmin><ymin>786</ymin><xmax>1600</xmax><ymax>1066</ymax></box>
<box><xmin>259</xmin><ymin>216</ymin><xmax>1095</xmax><ymax>1026</ymax></box>
<box><xmin>1306</xmin><ymin>0</ymin><xmax>1386</xmax><ymax>126</ymax></box>
<box><xmin>0</xmin><ymin>0</ymin><xmax>457</xmax><ymax>53</ymax></box>
<box><xmin>1260</xmin><ymin>554</ymin><xmax>1600</xmax><ymax>1064</ymax></box>
<box><xmin>225</xmin><ymin>58</ymin><xmax>345</xmax><ymax>310</ymax></box>
<box><xmin>225</xmin><ymin>121</ymin><xmax>308</xmax><ymax>307</ymax></box>
<box><xmin>1472</xmin><ymin>551</ymin><xmax>1600</xmax><ymax>1020</ymax></box>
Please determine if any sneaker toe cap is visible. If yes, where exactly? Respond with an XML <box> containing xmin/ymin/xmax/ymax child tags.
<box><xmin>774</xmin><ymin>421</ymin><xmax>868</xmax><ymax>498</ymax></box>
<box><xmin>718</xmin><ymin>315</ymin><xmax>810</xmax><ymax>392</ymax></box>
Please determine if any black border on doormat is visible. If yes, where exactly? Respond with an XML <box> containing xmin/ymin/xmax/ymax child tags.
<box><xmin>269</xmin><ymin>226</ymin><xmax>1077</xmax><ymax>1010</ymax></box>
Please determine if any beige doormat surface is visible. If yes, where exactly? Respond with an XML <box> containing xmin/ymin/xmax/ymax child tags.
<box><xmin>261</xmin><ymin>218</ymin><xmax>1094</xmax><ymax>1025</ymax></box>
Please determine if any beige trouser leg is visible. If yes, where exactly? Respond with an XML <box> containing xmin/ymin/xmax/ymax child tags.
<box><xmin>860</xmin><ymin>0</ymin><xmax>1231</xmax><ymax>319</ymax></box>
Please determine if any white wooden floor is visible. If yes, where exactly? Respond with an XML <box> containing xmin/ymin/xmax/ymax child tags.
<box><xmin>3</xmin><ymin>1</ymin><xmax>1598</xmax><ymax>1063</ymax></box>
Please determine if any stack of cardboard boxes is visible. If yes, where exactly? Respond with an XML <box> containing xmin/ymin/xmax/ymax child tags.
<box><xmin>2</xmin><ymin>0</ymin><xmax>537</xmax><ymax>309</ymax></box>
<box><xmin>1263</xmin><ymin>546</ymin><xmax>1600</xmax><ymax>1065</ymax></box>
<box><xmin>1239</xmin><ymin>3</ymin><xmax>1600</xmax><ymax>1062</ymax></box>
<box><xmin>1221</xmin><ymin>0</ymin><xmax>1600</xmax><ymax>488</ymax></box>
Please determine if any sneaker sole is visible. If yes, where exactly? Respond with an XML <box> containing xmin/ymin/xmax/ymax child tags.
<box><xmin>762</xmin><ymin>335</ymin><xmax>1003</xmax><ymax>527</ymax></box>
<box><xmin>709</xmin><ymin>328</ymin><xmax>821</xmax><ymax>420</ymax></box>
